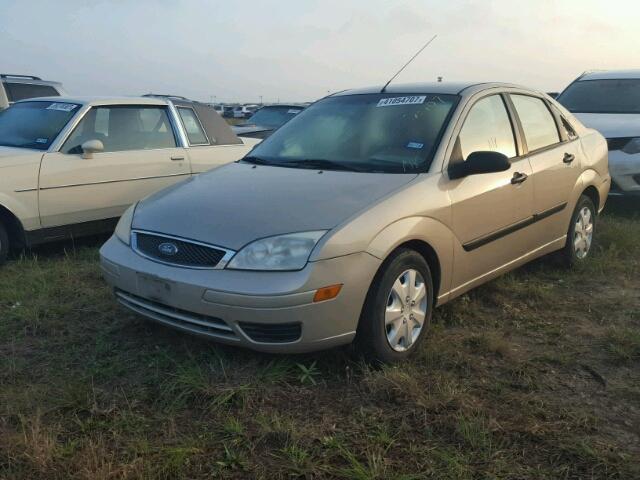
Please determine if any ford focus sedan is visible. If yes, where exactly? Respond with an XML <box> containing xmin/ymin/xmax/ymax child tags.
<box><xmin>100</xmin><ymin>82</ymin><xmax>610</xmax><ymax>362</ymax></box>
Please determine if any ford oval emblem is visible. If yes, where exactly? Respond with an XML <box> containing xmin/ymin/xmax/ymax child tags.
<box><xmin>158</xmin><ymin>242</ymin><xmax>179</xmax><ymax>256</ymax></box>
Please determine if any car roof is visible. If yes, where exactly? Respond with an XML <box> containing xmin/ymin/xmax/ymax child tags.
<box><xmin>331</xmin><ymin>81</ymin><xmax>529</xmax><ymax>97</ymax></box>
<box><xmin>14</xmin><ymin>96</ymin><xmax>171</xmax><ymax>107</ymax></box>
<box><xmin>578</xmin><ymin>69</ymin><xmax>640</xmax><ymax>81</ymax></box>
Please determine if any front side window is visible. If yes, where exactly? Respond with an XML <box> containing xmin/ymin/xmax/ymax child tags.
<box><xmin>4</xmin><ymin>83</ymin><xmax>59</xmax><ymax>102</ymax></box>
<box><xmin>511</xmin><ymin>95</ymin><xmax>560</xmax><ymax>152</ymax></box>
<box><xmin>457</xmin><ymin>95</ymin><xmax>517</xmax><ymax>160</ymax></box>
<box><xmin>62</xmin><ymin>106</ymin><xmax>177</xmax><ymax>154</ymax></box>
<box><xmin>0</xmin><ymin>101</ymin><xmax>79</xmax><ymax>150</ymax></box>
<box><xmin>246</xmin><ymin>93</ymin><xmax>458</xmax><ymax>173</ymax></box>
<box><xmin>177</xmin><ymin>107</ymin><xmax>208</xmax><ymax>145</ymax></box>
<box><xmin>557</xmin><ymin>79</ymin><xmax>640</xmax><ymax>114</ymax></box>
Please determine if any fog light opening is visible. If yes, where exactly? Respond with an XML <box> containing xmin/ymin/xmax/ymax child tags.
<box><xmin>313</xmin><ymin>284</ymin><xmax>343</xmax><ymax>303</ymax></box>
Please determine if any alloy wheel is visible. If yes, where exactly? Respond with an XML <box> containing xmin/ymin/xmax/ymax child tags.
<box><xmin>384</xmin><ymin>269</ymin><xmax>427</xmax><ymax>352</ymax></box>
<box><xmin>574</xmin><ymin>206</ymin><xmax>594</xmax><ymax>259</ymax></box>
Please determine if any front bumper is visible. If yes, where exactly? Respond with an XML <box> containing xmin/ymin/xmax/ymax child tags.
<box><xmin>99</xmin><ymin>235</ymin><xmax>381</xmax><ymax>353</ymax></box>
<box><xmin>609</xmin><ymin>150</ymin><xmax>640</xmax><ymax>195</ymax></box>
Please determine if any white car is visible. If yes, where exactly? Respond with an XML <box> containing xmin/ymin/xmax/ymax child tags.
<box><xmin>557</xmin><ymin>69</ymin><xmax>640</xmax><ymax>195</ymax></box>
<box><xmin>233</xmin><ymin>105</ymin><xmax>259</xmax><ymax>119</ymax></box>
<box><xmin>0</xmin><ymin>96</ymin><xmax>260</xmax><ymax>264</ymax></box>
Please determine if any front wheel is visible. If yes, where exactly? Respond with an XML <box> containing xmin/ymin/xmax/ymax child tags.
<box><xmin>356</xmin><ymin>249</ymin><xmax>434</xmax><ymax>363</ymax></box>
<box><xmin>0</xmin><ymin>222</ymin><xmax>9</xmax><ymax>266</ymax></box>
<box><xmin>561</xmin><ymin>195</ymin><xmax>596</xmax><ymax>267</ymax></box>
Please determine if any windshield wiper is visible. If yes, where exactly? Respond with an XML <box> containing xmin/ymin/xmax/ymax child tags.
<box><xmin>281</xmin><ymin>158</ymin><xmax>364</xmax><ymax>172</ymax></box>
<box><xmin>240</xmin><ymin>155</ymin><xmax>274</xmax><ymax>166</ymax></box>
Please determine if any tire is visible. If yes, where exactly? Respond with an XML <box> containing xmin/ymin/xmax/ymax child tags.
<box><xmin>560</xmin><ymin>194</ymin><xmax>596</xmax><ymax>267</ymax></box>
<box><xmin>0</xmin><ymin>221</ymin><xmax>9</xmax><ymax>266</ymax></box>
<box><xmin>356</xmin><ymin>248</ymin><xmax>434</xmax><ymax>363</ymax></box>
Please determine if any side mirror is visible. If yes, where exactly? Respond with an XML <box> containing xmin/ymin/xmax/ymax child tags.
<box><xmin>81</xmin><ymin>139</ymin><xmax>104</xmax><ymax>159</ymax></box>
<box><xmin>449</xmin><ymin>151</ymin><xmax>511</xmax><ymax>179</ymax></box>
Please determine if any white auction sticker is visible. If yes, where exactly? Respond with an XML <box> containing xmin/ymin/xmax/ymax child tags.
<box><xmin>47</xmin><ymin>103</ymin><xmax>77</xmax><ymax>112</ymax></box>
<box><xmin>377</xmin><ymin>96</ymin><xmax>426</xmax><ymax>107</ymax></box>
<box><xmin>287</xmin><ymin>109</ymin><xmax>302</xmax><ymax>114</ymax></box>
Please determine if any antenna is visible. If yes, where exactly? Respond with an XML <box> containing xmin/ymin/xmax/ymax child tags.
<box><xmin>380</xmin><ymin>34</ymin><xmax>437</xmax><ymax>93</ymax></box>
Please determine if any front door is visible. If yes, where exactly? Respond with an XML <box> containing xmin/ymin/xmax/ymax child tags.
<box><xmin>445</xmin><ymin>94</ymin><xmax>535</xmax><ymax>292</ymax></box>
<box><xmin>39</xmin><ymin>104</ymin><xmax>190</xmax><ymax>227</ymax></box>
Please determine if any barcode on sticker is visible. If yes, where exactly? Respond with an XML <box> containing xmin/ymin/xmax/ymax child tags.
<box><xmin>47</xmin><ymin>103</ymin><xmax>77</xmax><ymax>112</ymax></box>
<box><xmin>377</xmin><ymin>96</ymin><xmax>426</xmax><ymax>107</ymax></box>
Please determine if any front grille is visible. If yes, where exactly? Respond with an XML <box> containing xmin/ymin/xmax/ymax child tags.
<box><xmin>607</xmin><ymin>137</ymin><xmax>632</xmax><ymax>151</ymax></box>
<box><xmin>115</xmin><ymin>290</ymin><xmax>236</xmax><ymax>339</ymax></box>
<box><xmin>239</xmin><ymin>322</ymin><xmax>302</xmax><ymax>343</ymax></box>
<box><xmin>133</xmin><ymin>231</ymin><xmax>229</xmax><ymax>268</ymax></box>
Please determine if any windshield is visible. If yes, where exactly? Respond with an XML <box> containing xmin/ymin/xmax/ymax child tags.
<box><xmin>558</xmin><ymin>79</ymin><xmax>640</xmax><ymax>114</ymax></box>
<box><xmin>245</xmin><ymin>93</ymin><xmax>458</xmax><ymax>173</ymax></box>
<box><xmin>0</xmin><ymin>101</ymin><xmax>80</xmax><ymax>150</ymax></box>
<box><xmin>248</xmin><ymin>106</ymin><xmax>303</xmax><ymax>128</ymax></box>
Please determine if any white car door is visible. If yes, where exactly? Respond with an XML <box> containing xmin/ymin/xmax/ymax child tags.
<box><xmin>39</xmin><ymin>104</ymin><xmax>190</xmax><ymax>227</ymax></box>
<box><xmin>174</xmin><ymin>104</ymin><xmax>255</xmax><ymax>174</ymax></box>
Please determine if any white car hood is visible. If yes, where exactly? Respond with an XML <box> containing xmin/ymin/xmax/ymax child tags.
<box><xmin>0</xmin><ymin>146</ymin><xmax>43</xmax><ymax>167</ymax></box>
<box><xmin>573</xmin><ymin>113</ymin><xmax>640</xmax><ymax>139</ymax></box>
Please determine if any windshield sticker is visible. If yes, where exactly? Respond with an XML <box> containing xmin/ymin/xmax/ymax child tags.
<box><xmin>406</xmin><ymin>142</ymin><xmax>424</xmax><ymax>149</ymax></box>
<box><xmin>377</xmin><ymin>96</ymin><xmax>426</xmax><ymax>107</ymax></box>
<box><xmin>35</xmin><ymin>138</ymin><xmax>49</xmax><ymax>144</ymax></box>
<box><xmin>287</xmin><ymin>109</ymin><xmax>302</xmax><ymax>114</ymax></box>
<box><xmin>47</xmin><ymin>103</ymin><xmax>77</xmax><ymax>112</ymax></box>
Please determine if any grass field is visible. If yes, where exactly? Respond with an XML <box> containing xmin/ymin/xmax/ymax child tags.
<box><xmin>1</xmin><ymin>198</ymin><xmax>639</xmax><ymax>479</ymax></box>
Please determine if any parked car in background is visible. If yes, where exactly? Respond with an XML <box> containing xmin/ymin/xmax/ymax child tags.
<box><xmin>0</xmin><ymin>74</ymin><xmax>65</xmax><ymax>110</ymax></box>
<box><xmin>233</xmin><ymin>104</ymin><xmax>306</xmax><ymax>139</ymax></box>
<box><xmin>211</xmin><ymin>104</ymin><xmax>225</xmax><ymax>116</ymax></box>
<box><xmin>101</xmin><ymin>81</ymin><xmax>609</xmax><ymax>362</ymax></box>
<box><xmin>233</xmin><ymin>104</ymin><xmax>259</xmax><ymax>119</ymax></box>
<box><xmin>222</xmin><ymin>106</ymin><xmax>235</xmax><ymax>118</ymax></box>
<box><xmin>0</xmin><ymin>96</ymin><xmax>260</xmax><ymax>264</ymax></box>
<box><xmin>557</xmin><ymin>69</ymin><xmax>640</xmax><ymax>195</ymax></box>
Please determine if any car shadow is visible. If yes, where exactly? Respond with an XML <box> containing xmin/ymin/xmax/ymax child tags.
<box><xmin>9</xmin><ymin>233</ymin><xmax>111</xmax><ymax>262</ymax></box>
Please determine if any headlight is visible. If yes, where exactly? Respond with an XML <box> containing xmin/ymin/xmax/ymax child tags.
<box><xmin>115</xmin><ymin>203</ymin><xmax>136</xmax><ymax>245</ymax></box>
<box><xmin>227</xmin><ymin>231</ymin><xmax>327</xmax><ymax>271</ymax></box>
<box><xmin>622</xmin><ymin>137</ymin><xmax>640</xmax><ymax>155</ymax></box>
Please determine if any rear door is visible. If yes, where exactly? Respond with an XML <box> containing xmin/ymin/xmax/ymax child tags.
<box><xmin>39</xmin><ymin>104</ymin><xmax>190</xmax><ymax>227</ymax></box>
<box><xmin>507</xmin><ymin>94</ymin><xmax>582</xmax><ymax>242</ymax></box>
<box><xmin>174</xmin><ymin>103</ymin><xmax>250</xmax><ymax>174</ymax></box>
<box><xmin>446</xmin><ymin>93</ymin><xmax>535</xmax><ymax>290</ymax></box>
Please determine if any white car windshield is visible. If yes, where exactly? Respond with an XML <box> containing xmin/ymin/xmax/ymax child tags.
<box><xmin>244</xmin><ymin>93</ymin><xmax>458</xmax><ymax>173</ymax></box>
<box><xmin>0</xmin><ymin>101</ymin><xmax>80</xmax><ymax>150</ymax></box>
<box><xmin>558</xmin><ymin>79</ymin><xmax>640</xmax><ymax>114</ymax></box>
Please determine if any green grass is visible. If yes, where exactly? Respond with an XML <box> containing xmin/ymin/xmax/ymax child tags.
<box><xmin>1</xmin><ymin>198</ymin><xmax>640</xmax><ymax>479</ymax></box>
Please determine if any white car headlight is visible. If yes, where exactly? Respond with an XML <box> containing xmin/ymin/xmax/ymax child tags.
<box><xmin>622</xmin><ymin>137</ymin><xmax>640</xmax><ymax>155</ymax></box>
<box><xmin>227</xmin><ymin>231</ymin><xmax>327</xmax><ymax>271</ymax></box>
<box><xmin>115</xmin><ymin>203</ymin><xmax>137</xmax><ymax>245</ymax></box>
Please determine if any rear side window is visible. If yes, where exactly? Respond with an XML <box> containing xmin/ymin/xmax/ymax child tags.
<box><xmin>4</xmin><ymin>83</ymin><xmax>59</xmax><ymax>102</ymax></box>
<box><xmin>511</xmin><ymin>95</ymin><xmax>560</xmax><ymax>151</ymax></box>
<box><xmin>62</xmin><ymin>106</ymin><xmax>177</xmax><ymax>154</ymax></box>
<box><xmin>457</xmin><ymin>95</ymin><xmax>517</xmax><ymax>160</ymax></box>
<box><xmin>177</xmin><ymin>107</ymin><xmax>209</xmax><ymax>145</ymax></box>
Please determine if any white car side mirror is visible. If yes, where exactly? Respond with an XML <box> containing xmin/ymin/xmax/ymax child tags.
<box><xmin>81</xmin><ymin>139</ymin><xmax>104</xmax><ymax>159</ymax></box>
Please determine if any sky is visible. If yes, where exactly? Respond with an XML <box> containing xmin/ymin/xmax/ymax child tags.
<box><xmin>2</xmin><ymin>0</ymin><xmax>639</xmax><ymax>103</ymax></box>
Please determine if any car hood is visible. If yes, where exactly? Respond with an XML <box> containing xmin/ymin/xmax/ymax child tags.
<box><xmin>134</xmin><ymin>162</ymin><xmax>417</xmax><ymax>250</ymax></box>
<box><xmin>0</xmin><ymin>146</ymin><xmax>43</xmax><ymax>167</ymax></box>
<box><xmin>573</xmin><ymin>113</ymin><xmax>640</xmax><ymax>138</ymax></box>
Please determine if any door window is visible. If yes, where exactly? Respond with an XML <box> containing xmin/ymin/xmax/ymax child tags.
<box><xmin>61</xmin><ymin>106</ymin><xmax>177</xmax><ymax>154</ymax></box>
<box><xmin>177</xmin><ymin>107</ymin><xmax>209</xmax><ymax>145</ymax></box>
<box><xmin>457</xmin><ymin>95</ymin><xmax>517</xmax><ymax>160</ymax></box>
<box><xmin>511</xmin><ymin>95</ymin><xmax>560</xmax><ymax>151</ymax></box>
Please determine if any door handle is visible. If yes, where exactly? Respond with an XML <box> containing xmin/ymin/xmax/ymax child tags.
<box><xmin>170</xmin><ymin>156</ymin><xmax>185</xmax><ymax>161</ymax></box>
<box><xmin>511</xmin><ymin>171</ymin><xmax>528</xmax><ymax>185</ymax></box>
<box><xmin>563</xmin><ymin>153</ymin><xmax>575</xmax><ymax>164</ymax></box>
